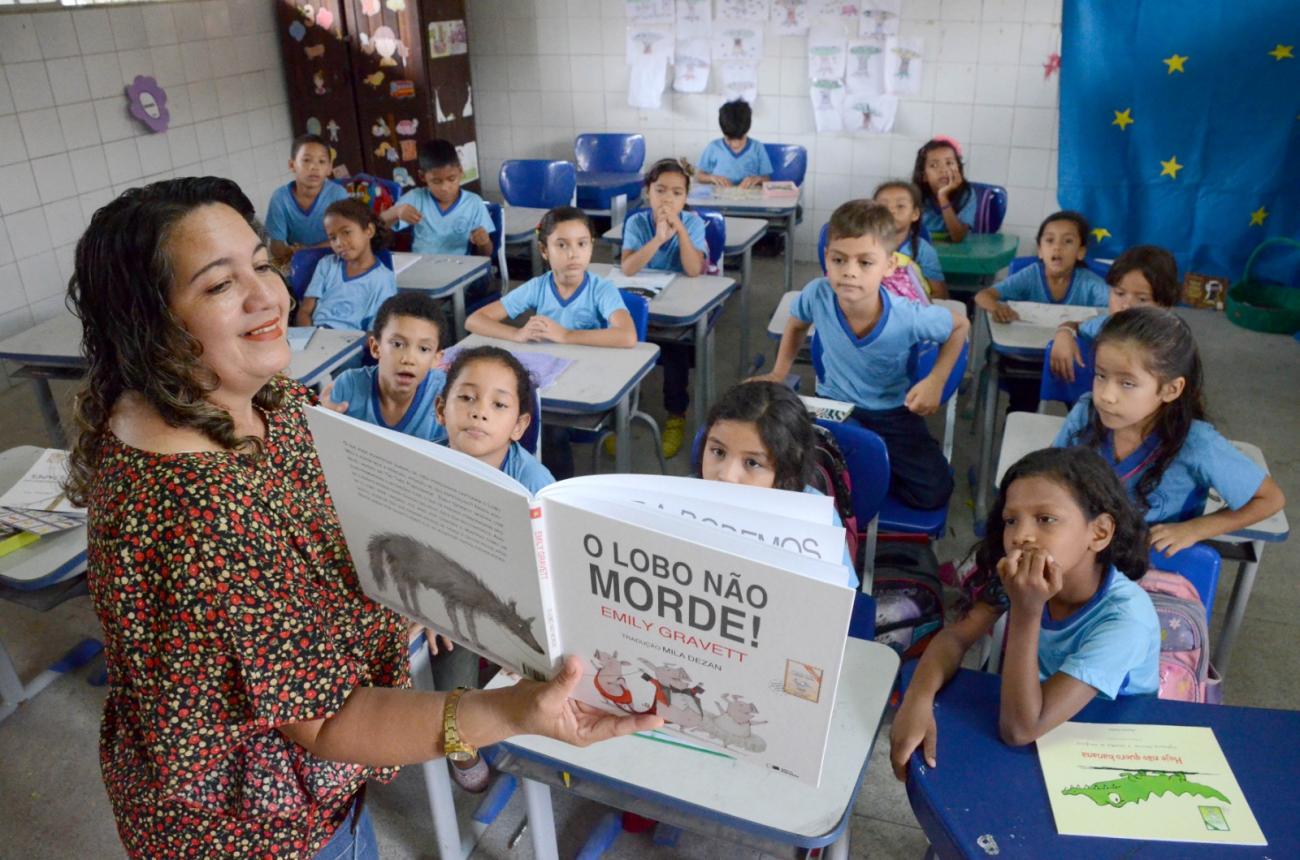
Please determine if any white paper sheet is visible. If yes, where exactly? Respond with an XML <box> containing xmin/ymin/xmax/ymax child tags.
<box><xmin>673</xmin><ymin>37</ymin><xmax>712</xmax><ymax>92</ymax></box>
<box><xmin>845</xmin><ymin>35</ymin><xmax>886</xmax><ymax>93</ymax></box>
<box><xmin>813</xmin><ymin>0</ymin><xmax>859</xmax><ymax>23</ymax></box>
<box><xmin>718</xmin><ymin>0</ymin><xmax>770</xmax><ymax>19</ymax></box>
<box><xmin>718</xmin><ymin>60</ymin><xmax>760</xmax><ymax>105</ymax></box>
<box><xmin>627</xmin><ymin>24</ymin><xmax>674</xmax><ymax>64</ymax></box>
<box><xmin>456</xmin><ymin>141</ymin><xmax>479</xmax><ymax>183</ymax></box>
<box><xmin>858</xmin><ymin>0</ymin><xmax>900</xmax><ymax>36</ymax></box>
<box><xmin>626</xmin><ymin>0</ymin><xmax>674</xmax><ymax>24</ymax></box>
<box><xmin>771</xmin><ymin>0</ymin><xmax>810</xmax><ymax>36</ymax></box>
<box><xmin>885</xmin><ymin>35</ymin><xmax>923</xmax><ymax>96</ymax></box>
<box><xmin>0</xmin><ymin>450</ymin><xmax>82</xmax><ymax>515</ymax></box>
<box><xmin>712</xmin><ymin>18</ymin><xmax>765</xmax><ymax>62</ymax></box>
<box><xmin>810</xmin><ymin>79</ymin><xmax>845</xmax><ymax>131</ymax></box>
<box><xmin>675</xmin><ymin>0</ymin><xmax>712</xmax><ymax>36</ymax></box>
<box><xmin>628</xmin><ymin>54</ymin><xmax>670</xmax><ymax>109</ymax></box>
<box><xmin>807</xmin><ymin>24</ymin><xmax>847</xmax><ymax>80</ymax></box>
<box><xmin>842</xmin><ymin>91</ymin><xmax>896</xmax><ymax>132</ymax></box>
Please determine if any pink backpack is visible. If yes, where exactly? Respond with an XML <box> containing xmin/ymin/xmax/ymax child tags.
<box><xmin>1138</xmin><ymin>570</ymin><xmax>1222</xmax><ymax>704</ymax></box>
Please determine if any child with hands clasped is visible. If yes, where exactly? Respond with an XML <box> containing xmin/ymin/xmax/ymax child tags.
<box><xmin>1048</xmin><ymin>245</ymin><xmax>1179</xmax><ymax>383</ymax></box>
<box><xmin>890</xmin><ymin>447</ymin><xmax>1161</xmax><ymax>780</ymax></box>
<box><xmin>382</xmin><ymin>139</ymin><xmax>494</xmax><ymax>257</ymax></box>
<box><xmin>756</xmin><ymin>199</ymin><xmax>968</xmax><ymax>510</ymax></box>
<box><xmin>322</xmin><ymin>292</ymin><xmax>449</xmax><ymax>443</ymax></box>
<box><xmin>1053</xmin><ymin>307</ymin><xmax>1285</xmax><ymax>555</ymax></box>
<box><xmin>698</xmin><ymin>381</ymin><xmax>858</xmax><ymax>588</ymax></box>
<box><xmin>294</xmin><ymin>198</ymin><xmax>397</xmax><ymax>331</ymax></box>
<box><xmin>913</xmin><ymin>137</ymin><xmax>975</xmax><ymax>242</ymax></box>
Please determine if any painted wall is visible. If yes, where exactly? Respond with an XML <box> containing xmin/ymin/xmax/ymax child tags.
<box><xmin>466</xmin><ymin>0</ymin><xmax>1063</xmax><ymax>263</ymax></box>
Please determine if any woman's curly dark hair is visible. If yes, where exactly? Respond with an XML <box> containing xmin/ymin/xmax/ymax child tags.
<box><xmin>64</xmin><ymin>177</ymin><xmax>287</xmax><ymax>506</ymax></box>
<box><xmin>968</xmin><ymin>446</ymin><xmax>1150</xmax><ymax>610</ymax></box>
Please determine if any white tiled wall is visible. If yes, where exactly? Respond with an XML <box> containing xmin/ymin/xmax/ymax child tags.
<box><xmin>467</xmin><ymin>0</ymin><xmax>1063</xmax><ymax>263</ymax></box>
<box><xmin>0</xmin><ymin>1</ymin><xmax>293</xmax><ymax>359</ymax></box>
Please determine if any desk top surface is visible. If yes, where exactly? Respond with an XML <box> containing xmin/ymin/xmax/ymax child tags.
<box><xmin>0</xmin><ymin>446</ymin><xmax>86</xmax><ymax>590</ymax></box>
<box><xmin>687</xmin><ymin>186</ymin><xmax>801</xmax><ymax>213</ymax></box>
<box><xmin>587</xmin><ymin>263</ymin><xmax>737</xmax><ymax>326</ymax></box>
<box><xmin>455</xmin><ymin>334</ymin><xmax>659</xmax><ymax>414</ymax></box>
<box><xmin>987</xmin><ymin>302</ymin><xmax>1102</xmax><ymax>353</ymax></box>
<box><xmin>996</xmin><ymin>412</ymin><xmax>1289</xmax><ymax>540</ymax></box>
<box><xmin>603</xmin><ymin>215</ymin><xmax>768</xmax><ymax>253</ymax></box>
<box><xmin>497</xmin><ymin>638</ymin><xmax>899</xmax><ymax>841</ymax></box>
<box><xmin>0</xmin><ymin>311</ymin><xmax>364</xmax><ymax>382</ymax></box>
<box><xmin>932</xmin><ymin>233</ymin><xmax>1020</xmax><ymax>276</ymax></box>
<box><xmin>394</xmin><ymin>253</ymin><xmax>490</xmax><ymax>294</ymax></box>
<box><xmin>907</xmin><ymin>668</ymin><xmax>1300</xmax><ymax>858</ymax></box>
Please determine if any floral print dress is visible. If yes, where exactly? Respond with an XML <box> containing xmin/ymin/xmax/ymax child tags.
<box><xmin>86</xmin><ymin>378</ymin><xmax>408</xmax><ymax>859</ymax></box>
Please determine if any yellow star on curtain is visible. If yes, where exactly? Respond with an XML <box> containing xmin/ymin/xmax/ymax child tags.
<box><xmin>1268</xmin><ymin>44</ymin><xmax>1294</xmax><ymax>60</ymax></box>
<box><xmin>1162</xmin><ymin>53</ymin><xmax>1189</xmax><ymax>73</ymax></box>
<box><xmin>1159</xmin><ymin>156</ymin><xmax>1184</xmax><ymax>179</ymax></box>
<box><xmin>1091</xmin><ymin>227</ymin><xmax>1112</xmax><ymax>241</ymax></box>
<box><xmin>1111</xmin><ymin>108</ymin><xmax>1134</xmax><ymax>130</ymax></box>
<box><xmin>1249</xmin><ymin>207</ymin><xmax>1268</xmax><ymax>226</ymax></box>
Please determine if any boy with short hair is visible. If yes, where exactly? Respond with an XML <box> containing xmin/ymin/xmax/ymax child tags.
<box><xmin>382</xmin><ymin>139</ymin><xmax>494</xmax><ymax>256</ymax></box>
<box><xmin>695</xmin><ymin>99</ymin><xmax>774</xmax><ymax>189</ymax></box>
<box><xmin>265</xmin><ymin>134</ymin><xmax>350</xmax><ymax>264</ymax></box>
<box><xmin>756</xmin><ymin>199</ymin><xmax>970</xmax><ymax>510</ymax></box>
<box><xmin>323</xmin><ymin>292</ymin><xmax>449</xmax><ymax>443</ymax></box>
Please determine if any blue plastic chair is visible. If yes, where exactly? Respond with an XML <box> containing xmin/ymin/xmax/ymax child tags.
<box><xmin>763</xmin><ymin>143</ymin><xmax>808</xmax><ymax>185</ymax></box>
<box><xmin>498</xmin><ymin>160</ymin><xmax>577</xmax><ymax>209</ymax></box>
<box><xmin>967</xmin><ymin>182</ymin><xmax>1008</xmax><ymax>234</ymax></box>
<box><xmin>520</xmin><ymin>387</ymin><xmax>542</xmax><ymax>457</ymax></box>
<box><xmin>1148</xmin><ymin>544</ymin><xmax>1221</xmax><ymax>620</ymax></box>
<box><xmin>475</xmin><ymin>201</ymin><xmax>509</xmax><ymax>292</ymax></box>
<box><xmin>574</xmin><ymin>133</ymin><xmax>646</xmax><ymax>173</ymax></box>
<box><xmin>287</xmin><ymin>247</ymin><xmax>332</xmax><ymax>301</ymax></box>
<box><xmin>1037</xmin><ymin>334</ymin><xmax>1095</xmax><ymax>410</ymax></box>
<box><xmin>817</xmin><ymin>418</ymin><xmax>893</xmax><ymax>590</ymax></box>
<box><xmin>1008</xmin><ymin>255</ymin><xmax>1112</xmax><ymax>279</ymax></box>
<box><xmin>622</xmin><ymin>207</ymin><xmax>726</xmax><ymax>269</ymax></box>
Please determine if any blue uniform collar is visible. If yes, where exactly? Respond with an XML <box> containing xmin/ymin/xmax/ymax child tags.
<box><xmin>289</xmin><ymin>181</ymin><xmax>331</xmax><ymax>217</ymax></box>
<box><xmin>547</xmin><ymin>271</ymin><xmax>591</xmax><ymax>307</ymax></box>
<box><xmin>433</xmin><ymin>189</ymin><xmax>465</xmax><ymax>216</ymax></box>
<box><xmin>1040</xmin><ymin>564</ymin><xmax>1115</xmax><ymax>630</ymax></box>
<box><xmin>370</xmin><ymin>370</ymin><xmax>432</xmax><ymax>434</ymax></box>
<box><xmin>342</xmin><ymin>259</ymin><xmax>382</xmax><ymax>281</ymax></box>
<box><xmin>832</xmin><ymin>282</ymin><xmax>892</xmax><ymax>348</ymax></box>
<box><xmin>1037</xmin><ymin>264</ymin><xmax>1084</xmax><ymax>304</ymax></box>
<box><xmin>723</xmin><ymin>138</ymin><xmax>754</xmax><ymax>160</ymax></box>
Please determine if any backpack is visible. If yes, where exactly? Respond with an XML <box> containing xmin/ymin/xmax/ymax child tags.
<box><xmin>872</xmin><ymin>542</ymin><xmax>944</xmax><ymax>659</ymax></box>
<box><xmin>1138</xmin><ymin>570</ymin><xmax>1222</xmax><ymax>704</ymax></box>
<box><xmin>808</xmin><ymin>424</ymin><xmax>860</xmax><ymax>566</ymax></box>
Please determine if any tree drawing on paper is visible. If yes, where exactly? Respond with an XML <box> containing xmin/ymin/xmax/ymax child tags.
<box><xmin>632</xmin><ymin>29</ymin><xmax>668</xmax><ymax>55</ymax></box>
<box><xmin>861</xmin><ymin>8</ymin><xmax>895</xmax><ymax>36</ymax></box>
<box><xmin>892</xmin><ymin>45</ymin><xmax>920</xmax><ymax>77</ymax></box>
<box><xmin>850</xmin><ymin>41</ymin><xmax>882</xmax><ymax>73</ymax></box>
<box><xmin>1062</xmin><ymin>770</ymin><xmax>1231</xmax><ymax>809</ymax></box>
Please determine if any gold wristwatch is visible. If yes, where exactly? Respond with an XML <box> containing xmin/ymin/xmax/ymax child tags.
<box><xmin>442</xmin><ymin>687</ymin><xmax>476</xmax><ymax>762</ymax></box>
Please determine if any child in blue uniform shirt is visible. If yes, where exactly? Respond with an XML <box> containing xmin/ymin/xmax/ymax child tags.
<box><xmin>265</xmin><ymin>134</ymin><xmax>350</xmax><ymax>263</ymax></box>
<box><xmin>1053</xmin><ymin>307</ymin><xmax>1285</xmax><ymax>555</ymax></box>
<box><xmin>620</xmin><ymin>159</ymin><xmax>708</xmax><ymax>459</ymax></box>
<box><xmin>757</xmin><ymin>199</ymin><xmax>969</xmax><ymax>510</ymax></box>
<box><xmin>912</xmin><ymin>137</ymin><xmax>976</xmax><ymax>241</ymax></box>
<box><xmin>382</xmin><ymin>138</ymin><xmax>494</xmax><ymax>256</ymax></box>
<box><xmin>873</xmin><ymin>180</ymin><xmax>947</xmax><ymax>298</ymax></box>
<box><xmin>695</xmin><ymin>100</ymin><xmax>773</xmax><ymax>188</ymax></box>
<box><xmin>891</xmin><ymin>447</ymin><xmax>1160</xmax><ymax>778</ymax></box>
<box><xmin>323</xmin><ymin>292</ymin><xmax>448</xmax><ymax>443</ymax></box>
<box><xmin>294</xmin><ymin>198</ymin><xmax>397</xmax><ymax>331</ymax></box>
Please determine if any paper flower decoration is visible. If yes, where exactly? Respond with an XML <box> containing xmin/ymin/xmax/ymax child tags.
<box><xmin>125</xmin><ymin>75</ymin><xmax>169</xmax><ymax>133</ymax></box>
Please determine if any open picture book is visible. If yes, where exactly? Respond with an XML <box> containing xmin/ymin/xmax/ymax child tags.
<box><xmin>307</xmin><ymin>407</ymin><xmax>857</xmax><ymax>785</ymax></box>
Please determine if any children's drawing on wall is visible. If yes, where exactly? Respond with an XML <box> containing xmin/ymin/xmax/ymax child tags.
<box><xmin>807</xmin><ymin>24</ymin><xmax>847</xmax><ymax>80</ymax></box>
<box><xmin>626</xmin><ymin>24</ymin><xmax>675</xmax><ymax>63</ymax></box>
<box><xmin>718</xmin><ymin>0</ymin><xmax>771</xmax><ymax>19</ymax></box>
<box><xmin>843</xmin><ymin>92</ymin><xmax>896</xmax><ymax>132</ymax></box>
<box><xmin>718</xmin><ymin>60</ymin><xmax>760</xmax><ymax>105</ymax></box>
<box><xmin>361</xmin><ymin>0</ymin><xmax>380</xmax><ymax>15</ymax></box>
<box><xmin>859</xmin><ymin>0</ymin><xmax>900</xmax><ymax>37</ymax></box>
<box><xmin>674</xmin><ymin>37</ymin><xmax>712</xmax><ymax>92</ymax></box>
<box><xmin>845</xmin><ymin>36</ymin><xmax>886</xmax><ymax>94</ymax></box>
<box><xmin>712</xmin><ymin>20</ymin><xmax>765</xmax><ymax>62</ymax></box>
<box><xmin>313</xmin><ymin>70</ymin><xmax>329</xmax><ymax>94</ymax></box>
<box><xmin>427</xmin><ymin>20</ymin><xmax>467</xmax><ymax>59</ymax></box>
<box><xmin>810</xmin><ymin>78</ymin><xmax>846</xmax><ymax>131</ymax></box>
<box><xmin>813</xmin><ymin>0</ymin><xmax>859</xmax><ymax>24</ymax></box>
<box><xmin>325</xmin><ymin>119</ymin><xmax>340</xmax><ymax>142</ymax></box>
<box><xmin>771</xmin><ymin>0</ymin><xmax>811</xmax><ymax>36</ymax></box>
<box><xmin>885</xmin><ymin>35</ymin><xmax>923</xmax><ymax>95</ymax></box>
<box><xmin>675</xmin><ymin>0</ymin><xmax>712</xmax><ymax>36</ymax></box>
<box><xmin>626</xmin><ymin>0</ymin><xmax>675</xmax><ymax>23</ymax></box>
<box><xmin>456</xmin><ymin>141</ymin><xmax>479</xmax><ymax>184</ymax></box>
<box><xmin>371</xmin><ymin>26</ymin><xmax>402</xmax><ymax>66</ymax></box>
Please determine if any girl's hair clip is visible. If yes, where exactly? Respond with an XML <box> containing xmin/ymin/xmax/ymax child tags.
<box><xmin>932</xmin><ymin>135</ymin><xmax>963</xmax><ymax>157</ymax></box>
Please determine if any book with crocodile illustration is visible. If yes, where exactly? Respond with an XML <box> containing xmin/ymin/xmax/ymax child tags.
<box><xmin>306</xmin><ymin>407</ymin><xmax>856</xmax><ymax>786</ymax></box>
<box><xmin>1037</xmin><ymin>722</ymin><xmax>1265</xmax><ymax>845</ymax></box>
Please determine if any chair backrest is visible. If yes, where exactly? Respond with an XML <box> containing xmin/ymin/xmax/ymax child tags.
<box><xmin>287</xmin><ymin>247</ymin><xmax>333</xmax><ymax>301</ymax></box>
<box><xmin>347</xmin><ymin>173</ymin><xmax>401</xmax><ymax>216</ymax></box>
<box><xmin>376</xmin><ymin>248</ymin><xmax>394</xmax><ymax>270</ymax></box>
<box><xmin>474</xmin><ymin>201</ymin><xmax>505</xmax><ymax>260</ymax></box>
<box><xmin>618</xmin><ymin>289</ymin><xmax>650</xmax><ymax>341</ymax></box>
<box><xmin>499</xmin><ymin>160</ymin><xmax>577</xmax><ymax>209</ymax></box>
<box><xmin>520</xmin><ymin>387</ymin><xmax>542</xmax><ymax>456</ymax></box>
<box><xmin>1008</xmin><ymin>255</ymin><xmax>1112</xmax><ymax>280</ymax></box>
<box><xmin>1038</xmin><ymin>336</ymin><xmax>1095</xmax><ymax>409</ymax></box>
<box><xmin>816</xmin><ymin>418</ymin><xmax>891</xmax><ymax>531</ymax></box>
<box><xmin>1147</xmin><ymin>544</ymin><xmax>1221</xmax><ymax>619</ymax></box>
<box><xmin>763</xmin><ymin>143</ymin><xmax>807</xmax><ymax>185</ymax></box>
<box><xmin>574</xmin><ymin>133</ymin><xmax>646</xmax><ymax>173</ymax></box>
<box><xmin>968</xmin><ymin>182</ymin><xmax>1007</xmax><ymax>234</ymax></box>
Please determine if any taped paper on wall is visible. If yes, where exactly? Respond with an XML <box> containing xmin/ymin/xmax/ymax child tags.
<box><xmin>845</xmin><ymin>36</ymin><xmax>886</xmax><ymax>94</ymax></box>
<box><xmin>627</xmin><ymin>24</ymin><xmax>675</xmax><ymax>64</ymax></box>
<box><xmin>713</xmin><ymin>18</ymin><xmax>765</xmax><ymax>62</ymax></box>
<box><xmin>626</xmin><ymin>0</ymin><xmax>674</xmax><ymax>23</ymax></box>
<box><xmin>771</xmin><ymin>0</ymin><xmax>810</xmax><ymax>36</ymax></box>
<box><xmin>858</xmin><ymin>0</ymin><xmax>900</xmax><ymax>37</ymax></box>
<box><xmin>810</xmin><ymin>78</ymin><xmax>845</xmax><ymax>132</ymax></box>
<box><xmin>807</xmin><ymin>24</ymin><xmax>847</xmax><ymax>80</ymax></box>
<box><xmin>628</xmin><ymin>54</ymin><xmax>670</xmax><ymax>109</ymax></box>
<box><xmin>718</xmin><ymin>60</ymin><xmax>760</xmax><ymax>105</ymax></box>
<box><xmin>675</xmin><ymin>0</ymin><xmax>712</xmax><ymax>36</ymax></box>
<box><xmin>842</xmin><ymin>92</ymin><xmax>896</xmax><ymax>132</ymax></box>
<box><xmin>674</xmin><ymin>37</ymin><xmax>712</xmax><ymax>92</ymax></box>
<box><xmin>885</xmin><ymin>35</ymin><xmax>923</xmax><ymax>96</ymax></box>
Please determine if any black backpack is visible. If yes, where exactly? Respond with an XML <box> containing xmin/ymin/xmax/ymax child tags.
<box><xmin>807</xmin><ymin>425</ymin><xmax>860</xmax><ymax>567</ymax></box>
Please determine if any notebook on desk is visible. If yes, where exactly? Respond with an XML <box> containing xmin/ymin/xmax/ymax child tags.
<box><xmin>390</xmin><ymin>252</ymin><xmax>421</xmax><ymax>275</ymax></box>
<box><xmin>801</xmin><ymin>396</ymin><xmax>854</xmax><ymax>423</ymax></box>
<box><xmin>606</xmin><ymin>269</ymin><xmax>677</xmax><ymax>298</ymax></box>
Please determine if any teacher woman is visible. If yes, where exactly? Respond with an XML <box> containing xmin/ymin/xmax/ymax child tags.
<box><xmin>63</xmin><ymin>177</ymin><xmax>661</xmax><ymax>859</ymax></box>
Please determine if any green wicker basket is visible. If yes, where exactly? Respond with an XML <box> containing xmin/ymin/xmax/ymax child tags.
<box><xmin>1225</xmin><ymin>238</ymin><xmax>1300</xmax><ymax>334</ymax></box>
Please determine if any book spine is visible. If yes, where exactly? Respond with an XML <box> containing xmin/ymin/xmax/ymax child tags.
<box><xmin>529</xmin><ymin>504</ymin><xmax>564</xmax><ymax>663</ymax></box>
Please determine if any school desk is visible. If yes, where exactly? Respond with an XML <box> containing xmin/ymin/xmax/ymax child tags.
<box><xmin>394</xmin><ymin>253</ymin><xmax>492</xmax><ymax>338</ymax></box>
<box><xmin>603</xmin><ymin>215</ymin><xmax>768</xmax><ymax>379</ymax></box>
<box><xmin>904</xmin><ymin>666</ymin><xmax>1300</xmax><ymax>859</ymax></box>
<box><xmin>687</xmin><ymin>185</ymin><xmax>802</xmax><ymax>299</ymax></box>
<box><xmin>453</xmin><ymin>334</ymin><xmax>660</xmax><ymax>474</ymax></box>
<box><xmin>932</xmin><ymin>233</ymin><xmax>1019</xmax><ymax>288</ymax></box>
<box><xmin>972</xmin><ymin>303</ymin><xmax>1104</xmax><ymax>525</ymax></box>
<box><xmin>575</xmin><ymin>171</ymin><xmax>642</xmax><ymax>228</ymax></box>
<box><xmin>588</xmin><ymin>263</ymin><xmax>739</xmax><ymax>435</ymax></box>
<box><xmin>0</xmin><ymin>446</ymin><xmax>98</xmax><ymax>723</ymax></box>
<box><xmin>996</xmin><ymin>411</ymin><xmax>1291</xmax><ymax>678</ymax></box>
<box><xmin>502</xmin><ymin>205</ymin><xmax>549</xmax><ymax>281</ymax></box>
<box><xmin>0</xmin><ymin>311</ymin><xmax>367</xmax><ymax>447</ymax></box>
<box><xmin>488</xmin><ymin>637</ymin><xmax>899</xmax><ymax>860</ymax></box>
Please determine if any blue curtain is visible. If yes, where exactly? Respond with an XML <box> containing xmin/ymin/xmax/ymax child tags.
<box><xmin>1059</xmin><ymin>2</ymin><xmax>1299</xmax><ymax>283</ymax></box>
